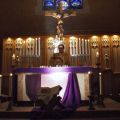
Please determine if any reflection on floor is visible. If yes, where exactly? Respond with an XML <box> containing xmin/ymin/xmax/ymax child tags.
<box><xmin>77</xmin><ymin>98</ymin><xmax>120</xmax><ymax>111</ymax></box>
<box><xmin>0</xmin><ymin>98</ymin><xmax>120</xmax><ymax>119</ymax></box>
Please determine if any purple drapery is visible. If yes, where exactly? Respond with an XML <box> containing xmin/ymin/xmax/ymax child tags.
<box><xmin>61</xmin><ymin>72</ymin><xmax>81</xmax><ymax>108</ymax></box>
<box><xmin>25</xmin><ymin>72</ymin><xmax>81</xmax><ymax>108</ymax></box>
<box><xmin>26</xmin><ymin>74</ymin><xmax>41</xmax><ymax>101</ymax></box>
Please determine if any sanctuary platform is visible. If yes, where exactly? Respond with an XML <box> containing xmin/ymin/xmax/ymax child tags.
<box><xmin>0</xmin><ymin>98</ymin><xmax>120</xmax><ymax>119</ymax></box>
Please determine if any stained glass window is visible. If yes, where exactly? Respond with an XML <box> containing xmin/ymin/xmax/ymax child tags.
<box><xmin>43</xmin><ymin>0</ymin><xmax>55</xmax><ymax>10</ymax></box>
<box><xmin>43</xmin><ymin>0</ymin><xmax>83</xmax><ymax>10</ymax></box>
<box><xmin>70</xmin><ymin>0</ymin><xmax>83</xmax><ymax>9</ymax></box>
<box><xmin>56</xmin><ymin>0</ymin><xmax>69</xmax><ymax>10</ymax></box>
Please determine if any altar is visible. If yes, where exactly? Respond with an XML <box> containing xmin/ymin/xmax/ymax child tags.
<box><xmin>13</xmin><ymin>66</ymin><xmax>94</xmax><ymax>107</ymax></box>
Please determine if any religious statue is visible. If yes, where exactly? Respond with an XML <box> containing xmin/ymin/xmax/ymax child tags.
<box><xmin>49</xmin><ymin>44</ymin><xmax>69</xmax><ymax>66</ymax></box>
<box><xmin>49</xmin><ymin>53</ymin><xmax>63</xmax><ymax>66</ymax></box>
<box><xmin>56</xmin><ymin>24</ymin><xmax>64</xmax><ymax>40</ymax></box>
<box><xmin>56</xmin><ymin>14</ymin><xmax>64</xmax><ymax>40</ymax></box>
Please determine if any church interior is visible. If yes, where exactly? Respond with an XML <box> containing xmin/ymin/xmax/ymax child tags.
<box><xmin>0</xmin><ymin>0</ymin><xmax>120</xmax><ymax>119</ymax></box>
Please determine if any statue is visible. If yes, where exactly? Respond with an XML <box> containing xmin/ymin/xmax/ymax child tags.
<box><xmin>56</xmin><ymin>14</ymin><xmax>64</xmax><ymax>40</ymax></box>
<box><xmin>49</xmin><ymin>53</ymin><xmax>63</xmax><ymax>66</ymax></box>
<box><xmin>49</xmin><ymin>44</ymin><xmax>69</xmax><ymax>66</ymax></box>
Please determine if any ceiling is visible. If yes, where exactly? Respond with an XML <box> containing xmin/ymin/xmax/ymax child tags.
<box><xmin>0</xmin><ymin>0</ymin><xmax>120</xmax><ymax>37</ymax></box>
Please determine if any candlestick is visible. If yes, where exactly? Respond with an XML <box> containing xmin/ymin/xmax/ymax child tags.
<box><xmin>70</xmin><ymin>40</ymin><xmax>73</xmax><ymax>56</ymax></box>
<box><xmin>35</xmin><ymin>38</ymin><xmax>37</xmax><ymax>56</ymax></box>
<box><xmin>0</xmin><ymin>74</ymin><xmax>2</xmax><ymax>96</ymax></box>
<box><xmin>74</xmin><ymin>39</ymin><xmax>77</xmax><ymax>56</ymax></box>
<box><xmin>88</xmin><ymin>71</ymin><xmax>95</xmax><ymax>110</ymax></box>
<box><xmin>12</xmin><ymin>53</ymin><xmax>16</xmax><ymax>66</ymax></box>
<box><xmin>73</xmin><ymin>39</ymin><xmax>75</xmax><ymax>56</ymax></box>
<box><xmin>12</xmin><ymin>53</ymin><xmax>16</xmax><ymax>60</ymax></box>
<box><xmin>38</xmin><ymin>38</ymin><xmax>40</xmax><ymax>56</ymax></box>
<box><xmin>31</xmin><ymin>39</ymin><xmax>34</xmax><ymax>56</ymax></box>
<box><xmin>9</xmin><ymin>73</ymin><xmax>13</xmax><ymax>96</ymax></box>
<box><xmin>81</xmin><ymin>38</ymin><xmax>84</xmax><ymax>54</ymax></box>
<box><xmin>96</xmin><ymin>51</ymin><xmax>99</xmax><ymax>58</ymax></box>
<box><xmin>99</xmin><ymin>72</ymin><xmax>102</xmax><ymax>95</ymax></box>
<box><xmin>6</xmin><ymin>73</ymin><xmax>13</xmax><ymax>111</ymax></box>
<box><xmin>96</xmin><ymin>51</ymin><xmax>100</xmax><ymax>64</ymax></box>
<box><xmin>85</xmin><ymin>39</ymin><xmax>87</xmax><ymax>55</ymax></box>
<box><xmin>70</xmin><ymin>40</ymin><xmax>72</xmax><ymax>56</ymax></box>
<box><xmin>88</xmin><ymin>39</ymin><xmax>90</xmax><ymax>64</ymax></box>
<box><xmin>97</xmin><ymin>72</ymin><xmax>105</xmax><ymax>108</ymax></box>
<box><xmin>22</xmin><ymin>41</ymin><xmax>25</xmax><ymax>56</ymax></box>
<box><xmin>79</xmin><ymin>38</ymin><xmax>81</xmax><ymax>55</ymax></box>
<box><xmin>88</xmin><ymin>71</ymin><xmax>92</xmax><ymax>96</ymax></box>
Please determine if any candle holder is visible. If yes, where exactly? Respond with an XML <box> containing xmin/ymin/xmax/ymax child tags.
<box><xmin>6</xmin><ymin>97</ymin><xmax>13</xmax><ymax>111</ymax></box>
<box><xmin>11</xmin><ymin>54</ymin><xmax>20</xmax><ymax>69</ymax></box>
<box><xmin>88</xmin><ymin>95</ymin><xmax>95</xmax><ymax>110</ymax></box>
<box><xmin>6</xmin><ymin>73</ymin><xmax>13</xmax><ymax>111</ymax></box>
<box><xmin>96</xmin><ymin>94</ymin><xmax>105</xmax><ymax>108</ymax></box>
<box><xmin>96</xmin><ymin>51</ymin><xmax>101</xmax><ymax>68</ymax></box>
<box><xmin>0</xmin><ymin>74</ymin><xmax>2</xmax><ymax>96</ymax></box>
<box><xmin>96</xmin><ymin>72</ymin><xmax>105</xmax><ymax>108</ymax></box>
<box><xmin>88</xmin><ymin>71</ymin><xmax>95</xmax><ymax>110</ymax></box>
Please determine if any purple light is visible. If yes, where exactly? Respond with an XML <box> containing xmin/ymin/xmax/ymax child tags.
<box><xmin>41</xmin><ymin>72</ymin><xmax>69</xmax><ymax>98</ymax></box>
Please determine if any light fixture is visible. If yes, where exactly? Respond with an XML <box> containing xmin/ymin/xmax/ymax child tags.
<box><xmin>101</xmin><ymin>35</ymin><xmax>109</xmax><ymax>48</ymax></box>
<box><xmin>5</xmin><ymin>37</ymin><xmax>13</xmax><ymax>50</ymax></box>
<box><xmin>91</xmin><ymin>36</ymin><xmax>99</xmax><ymax>49</ymax></box>
<box><xmin>112</xmin><ymin>35</ymin><xmax>120</xmax><ymax>48</ymax></box>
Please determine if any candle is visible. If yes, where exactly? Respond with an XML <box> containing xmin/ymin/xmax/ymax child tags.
<box><xmin>70</xmin><ymin>40</ymin><xmax>72</xmax><ymax>56</ymax></box>
<box><xmin>96</xmin><ymin>51</ymin><xmax>100</xmax><ymax>64</ymax></box>
<box><xmin>0</xmin><ymin>74</ymin><xmax>2</xmax><ymax>96</ymax></box>
<box><xmin>79</xmin><ymin>38</ymin><xmax>81</xmax><ymax>55</ymax></box>
<box><xmin>88</xmin><ymin>39</ymin><xmax>91</xmax><ymax>65</ymax></box>
<box><xmin>9</xmin><ymin>73</ymin><xmax>13</xmax><ymax>96</ymax></box>
<box><xmin>22</xmin><ymin>41</ymin><xmax>25</xmax><ymax>56</ymax></box>
<box><xmin>71</xmin><ymin>40</ymin><xmax>73</xmax><ymax>56</ymax></box>
<box><xmin>38</xmin><ymin>38</ymin><xmax>40</xmax><ymax>56</ymax></box>
<box><xmin>19</xmin><ymin>43</ymin><xmax>22</xmax><ymax>56</ymax></box>
<box><xmin>76</xmin><ymin>39</ymin><xmax>78</xmax><ymax>55</ymax></box>
<box><xmin>85</xmin><ymin>39</ymin><xmax>87</xmax><ymax>55</ymax></box>
<box><xmin>26</xmin><ymin>41</ymin><xmax>28</xmax><ymax>56</ymax></box>
<box><xmin>12</xmin><ymin>53</ymin><xmax>16</xmax><ymax>66</ymax></box>
<box><xmin>81</xmin><ymin>38</ymin><xmax>84</xmax><ymax>54</ymax></box>
<box><xmin>35</xmin><ymin>38</ymin><xmax>37</xmax><ymax>56</ymax></box>
<box><xmin>88</xmin><ymin>71</ymin><xmax>92</xmax><ymax>96</ymax></box>
<box><xmin>12</xmin><ymin>53</ymin><xmax>16</xmax><ymax>60</ymax></box>
<box><xmin>74</xmin><ymin>40</ymin><xmax>76</xmax><ymax>55</ymax></box>
<box><xmin>99</xmin><ymin>72</ymin><xmax>102</xmax><ymax>95</ymax></box>
<box><xmin>72</xmin><ymin>39</ymin><xmax>75</xmax><ymax>56</ymax></box>
<box><xmin>88</xmin><ymin>39</ymin><xmax>90</xmax><ymax>54</ymax></box>
<box><xmin>31</xmin><ymin>39</ymin><xmax>33</xmax><ymax>56</ymax></box>
<box><xmin>96</xmin><ymin>51</ymin><xmax>99</xmax><ymax>57</ymax></box>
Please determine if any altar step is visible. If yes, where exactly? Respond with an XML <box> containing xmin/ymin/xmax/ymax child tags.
<box><xmin>0</xmin><ymin>109</ymin><xmax>120</xmax><ymax>119</ymax></box>
<box><xmin>0</xmin><ymin>98</ymin><xmax>120</xmax><ymax>119</ymax></box>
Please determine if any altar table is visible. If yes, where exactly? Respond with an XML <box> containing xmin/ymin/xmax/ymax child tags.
<box><xmin>13</xmin><ymin>66</ymin><xmax>94</xmax><ymax>107</ymax></box>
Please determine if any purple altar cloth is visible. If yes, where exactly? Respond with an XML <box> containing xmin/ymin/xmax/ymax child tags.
<box><xmin>14</xmin><ymin>66</ymin><xmax>94</xmax><ymax>108</ymax></box>
<box><xmin>26</xmin><ymin>74</ymin><xmax>41</xmax><ymax>101</ymax></box>
<box><xmin>14</xmin><ymin>66</ymin><xmax>94</xmax><ymax>73</ymax></box>
<box><xmin>61</xmin><ymin>72</ymin><xmax>81</xmax><ymax>108</ymax></box>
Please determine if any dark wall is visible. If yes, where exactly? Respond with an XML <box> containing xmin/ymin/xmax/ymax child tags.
<box><xmin>0</xmin><ymin>0</ymin><xmax>120</xmax><ymax>37</ymax></box>
<box><xmin>102</xmin><ymin>70</ymin><xmax>120</xmax><ymax>101</ymax></box>
<box><xmin>0</xmin><ymin>39</ymin><xmax>3</xmax><ymax>73</ymax></box>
